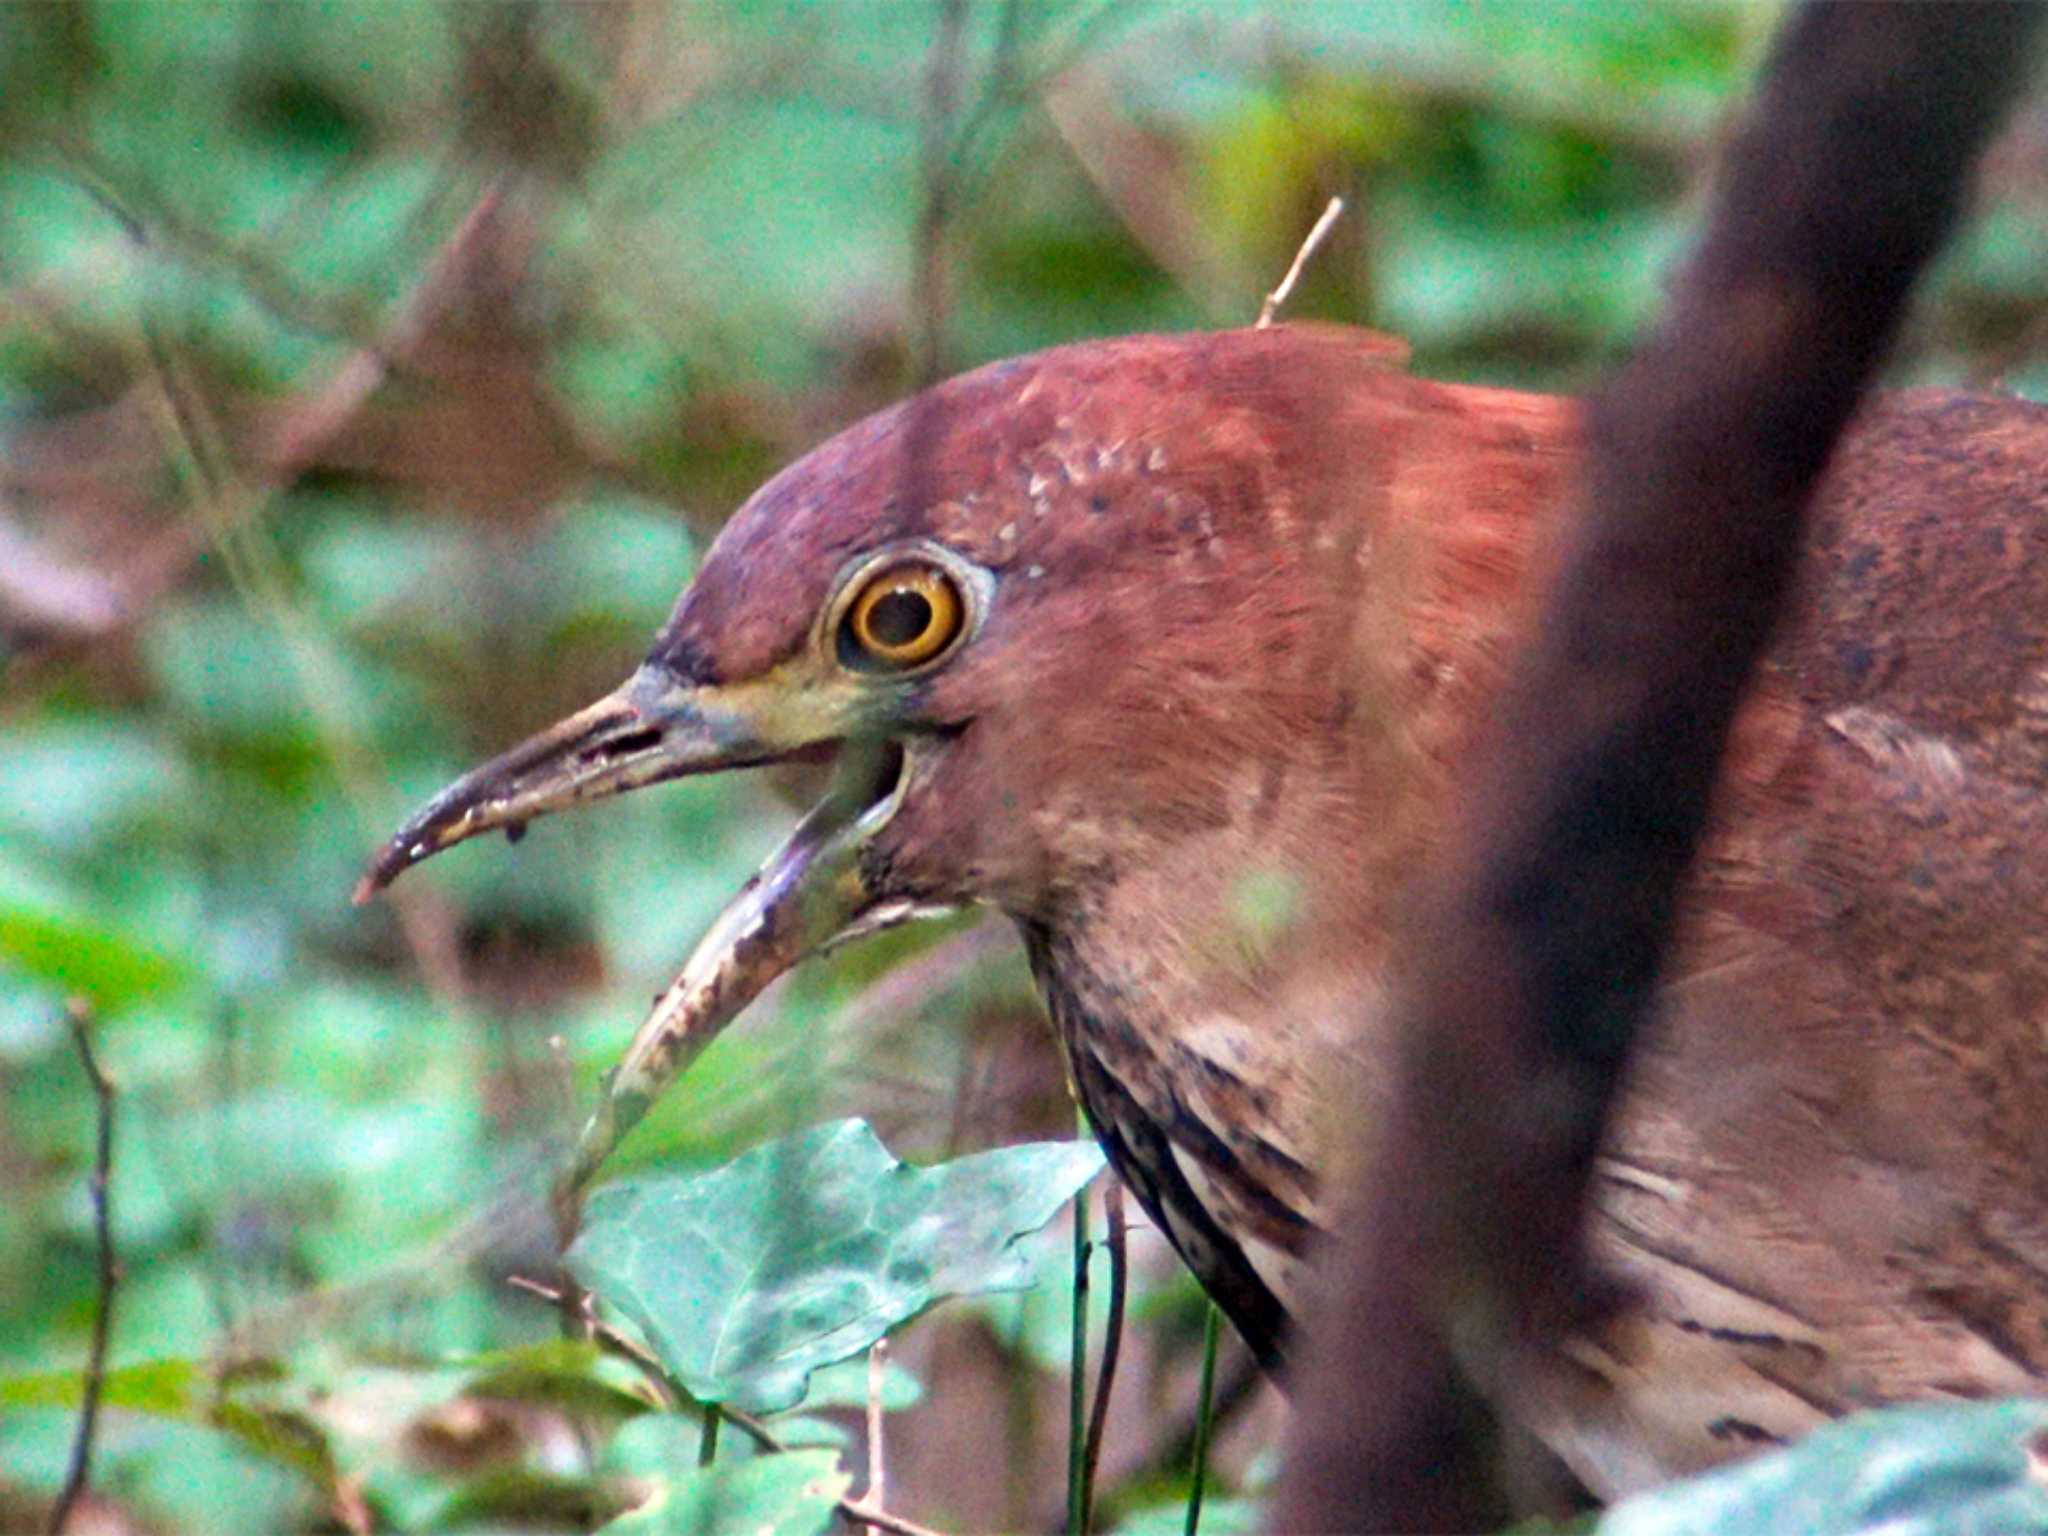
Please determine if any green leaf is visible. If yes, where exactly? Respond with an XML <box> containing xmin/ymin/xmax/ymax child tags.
<box><xmin>599</xmin><ymin>1448</ymin><xmax>850</xmax><ymax>1536</ymax></box>
<box><xmin>567</xmin><ymin>1118</ymin><xmax>1104</xmax><ymax>1412</ymax></box>
<box><xmin>1113</xmin><ymin>1496</ymin><xmax>1263</xmax><ymax>1536</ymax></box>
<box><xmin>450</xmin><ymin>1337</ymin><xmax>655</xmax><ymax>1419</ymax></box>
<box><xmin>1597</xmin><ymin>1399</ymin><xmax>2048</xmax><ymax>1536</ymax></box>
<box><xmin>0</xmin><ymin>1357</ymin><xmax>206</xmax><ymax>1417</ymax></box>
<box><xmin>789</xmin><ymin>1354</ymin><xmax>923</xmax><ymax>1414</ymax></box>
<box><xmin>0</xmin><ymin>856</ymin><xmax>191</xmax><ymax>1011</ymax></box>
<box><xmin>0</xmin><ymin>1358</ymin><xmax>339</xmax><ymax>1496</ymax></box>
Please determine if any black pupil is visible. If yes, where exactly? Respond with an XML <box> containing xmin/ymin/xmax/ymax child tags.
<box><xmin>869</xmin><ymin>588</ymin><xmax>934</xmax><ymax>649</ymax></box>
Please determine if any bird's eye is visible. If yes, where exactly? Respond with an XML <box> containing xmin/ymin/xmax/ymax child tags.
<box><xmin>839</xmin><ymin>561</ymin><xmax>965</xmax><ymax>672</ymax></box>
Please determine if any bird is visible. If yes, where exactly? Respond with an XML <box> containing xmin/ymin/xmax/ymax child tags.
<box><xmin>359</xmin><ymin>323</ymin><xmax>2048</xmax><ymax>1500</ymax></box>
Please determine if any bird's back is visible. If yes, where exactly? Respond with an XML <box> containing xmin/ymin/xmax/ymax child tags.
<box><xmin>1549</xmin><ymin>387</ymin><xmax>2048</xmax><ymax>1492</ymax></box>
<box><xmin>1007</xmin><ymin>334</ymin><xmax>2048</xmax><ymax>1498</ymax></box>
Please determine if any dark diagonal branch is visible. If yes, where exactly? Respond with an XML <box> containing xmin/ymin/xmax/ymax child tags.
<box><xmin>1273</xmin><ymin>5</ymin><xmax>2045</xmax><ymax>1530</ymax></box>
<box><xmin>47</xmin><ymin>1000</ymin><xmax>118</xmax><ymax>1536</ymax></box>
<box><xmin>1</xmin><ymin>184</ymin><xmax>511</xmax><ymax>652</ymax></box>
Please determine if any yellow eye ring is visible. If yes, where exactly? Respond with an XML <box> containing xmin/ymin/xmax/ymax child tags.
<box><xmin>840</xmin><ymin>561</ymin><xmax>965</xmax><ymax>671</ymax></box>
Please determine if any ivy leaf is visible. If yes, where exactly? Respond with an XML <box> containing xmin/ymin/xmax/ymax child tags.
<box><xmin>567</xmin><ymin>1118</ymin><xmax>1104</xmax><ymax>1412</ymax></box>
<box><xmin>1598</xmin><ymin>1399</ymin><xmax>2048</xmax><ymax>1536</ymax></box>
<box><xmin>598</xmin><ymin>1448</ymin><xmax>850</xmax><ymax>1536</ymax></box>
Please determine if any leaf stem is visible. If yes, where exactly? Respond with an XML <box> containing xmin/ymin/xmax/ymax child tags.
<box><xmin>1082</xmin><ymin>1183</ymin><xmax>1127</xmax><ymax>1509</ymax></box>
<box><xmin>1067</xmin><ymin>1180</ymin><xmax>1091</xmax><ymax>1534</ymax></box>
<box><xmin>1184</xmin><ymin>1303</ymin><xmax>1221</xmax><ymax>1536</ymax></box>
<box><xmin>48</xmin><ymin>1000</ymin><xmax>116</xmax><ymax>1536</ymax></box>
<box><xmin>699</xmin><ymin>1401</ymin><xmax>721</xmax><ymax>1467</ymax></box>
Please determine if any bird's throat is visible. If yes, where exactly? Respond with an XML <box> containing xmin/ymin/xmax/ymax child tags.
<box><xmin>1018</xmin><ymin>915</ymin><xmax>1333</xmax><ymax>1370</ymax></box>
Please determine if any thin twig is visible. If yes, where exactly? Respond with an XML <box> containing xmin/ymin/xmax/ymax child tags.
<box><xmin>1080</xmin><ymin>1182</ymin><xmax>1126</xmax><ymax>1507</ymax></box>
<box><xmin>1042</xmin><ymin>75</ymin><xmax>1239</xmax><ymax>320</ymax></box>
<box><xmin>1183</xmin><ymin>1303</ymin><xmax>1221</xmax><ymax>1536</ymax></box>
<box><xmin>3</xmin><ymin>184</ymin><xmax>512</xmax><ymax>653</ymax></box>
<box><xmin>1066</xmin><ymin>1177</ymin><xmax>1092</xmax><ymax>1534</ymax></box>
<box><xmin>119</xmin><ymin>198</ymin><xmax>497</xmax><ymax>1014</ymax></box>
<box><xmin>48</xmin><ymin>999</ymin><xmax>117</xmax><ymax>1536</ymax></box>
<box><xmin>504</xmin><ymin>1272</ymin><xmax>660</xmax><ymax>1399</ymax></box>
<box><xmin>1255</xmin><ymin>197</ymin><xmax>1346</xmax><ymax>330</ymax></box>
<box><xmin>835</xmin><ymin>1497</ymin><xmax>947</xmax><ymax>1536</ymax></box>
<box><xmin>863</xmin><ymin>1340</ymin><xmax>888</xmax><ymax>1536</ymax></box>
<box><xmin>545</xmin><ymin>1033</ymin><xmax>579</xmax><ymax>1138</ymax></box>
<box><xmin>1121</xmin><ymin>1350</ymin><xmax>1263</xmax><ymax>1496</ymax></box>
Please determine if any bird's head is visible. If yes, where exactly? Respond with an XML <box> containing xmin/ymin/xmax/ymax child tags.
<box><xmin>359</xmin><ymin>325</ymin><xmax>1562</xmax><ymax>1154</ymax></box>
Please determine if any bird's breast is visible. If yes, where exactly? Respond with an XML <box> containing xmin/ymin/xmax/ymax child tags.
<box><xmin>1015</xmin><ymin>915</ymin><xmax>1333</xmax><ymax>1369</ymax></box>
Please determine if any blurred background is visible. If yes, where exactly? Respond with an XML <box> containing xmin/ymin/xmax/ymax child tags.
<box><xmin>3</xmin><ymin>3</ymin><xmax>2045</xmax><ymax>1532</ymax></box>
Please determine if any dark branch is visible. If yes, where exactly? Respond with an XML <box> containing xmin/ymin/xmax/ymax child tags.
<box><xmin>1272</xmin><ymin>5</ymin><xmax>2045</xmax><ymax>1530</ymax></box>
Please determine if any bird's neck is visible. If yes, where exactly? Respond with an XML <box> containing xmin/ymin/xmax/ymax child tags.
<box><xmin>1024</xmin><ymin>373</ymin><xmax>1581</xmax><ymax>1220</ymax></box>
<box><xmin>1038</xmin><ymin>374</ymin><xmax>1579</xmax><ymax>953</ymax></box>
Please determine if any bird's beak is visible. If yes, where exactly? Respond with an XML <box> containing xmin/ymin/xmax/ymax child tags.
<box><xmin>354</xmin><ymin>665</ymin><xmax>826</xmax><ymax>897</ymax></box>
<box><xmin>357</xmin><ymin>665</ymin><xmax>943</xmax><ymax>1186</ymax></box>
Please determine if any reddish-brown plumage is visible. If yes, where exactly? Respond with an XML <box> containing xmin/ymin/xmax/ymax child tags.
<box><xmin>366</xmin><ymin>325</ymin><xmax>2048</xmax><ymax>1498</ymax></box>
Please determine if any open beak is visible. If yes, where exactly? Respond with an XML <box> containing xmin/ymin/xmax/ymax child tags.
<box><xmin>353</xmin><ymin>666</ymin><xmax>820</xmax><ymax>899</ymax></box>
<box><xmin>356</xmin><ymin>665</ymin><xmax>946</xmax><ymax>1190</ymax></box>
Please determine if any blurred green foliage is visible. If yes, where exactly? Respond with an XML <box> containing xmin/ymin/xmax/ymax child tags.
<box><xmin>2</xmin><ymin>2</ymin><xmax>2044</xmax><ymax>1532</ymax></box>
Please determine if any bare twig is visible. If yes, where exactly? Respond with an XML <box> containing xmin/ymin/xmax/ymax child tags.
<box><xmin>506</xmin><ymin>1264</ymin><xmax>603</xmax><ymax>1481</ymax></box>
<box><xmin>1</xmin><ymin>185</ymin><xmax>508</xmax><ymax>660</ymax></box>
<box><xmin>1255</xmin><ymin>198</ymin><xmax>1345</xmax><ymax>329</ymax></box>
<box><xmin>48</xmin><ymin>999</ymin><xmax>117</xmax><ymax>1536</ymax></box>
<box><xmin>53</xmin><ymin>138</ymin><xmax>390</xmax><ymax>351</ymax></box>
<box><xmin>834</xmin><ymin>1498</ymin><xmax>948</xmax><ymax>1536</ymax></box>
<box><xmin>1066</xmin><ymin>1178</ymin><xmax>1092</xmax><ymax>1534</ymax></box>
<box><xmin>117</xmin><ymin>198</ymin><xmax>507</xmax><ymax>1014</ymax></box>
<box><xmin>862</xmin><ymin>1340</ymin><xmax>888</xmax><ymax>1536</ymax></box>
<box><xmin>1042</xmin><ymin>76</ymin><xmax>1239</xmax><ymax>321</ymax></box>
<box><xmin>506</xmin><ymin>1271</ymin><xmax>662</xmax><ymax>1393</ymax></box>
<box><xmin>1183</xmin><ymin>1304</ymin><xmax>1221</xmax><ymax>1536</ymax></box>
<box><xmin>1080</xmin><ymin>1182</ymin><xmax>1126</xmax><ymax>1508</ymax></box>
<box><xmin>545</xmin><ymin>1033</ymin><xmax>579</xmax><ymax>1136</ymax></box>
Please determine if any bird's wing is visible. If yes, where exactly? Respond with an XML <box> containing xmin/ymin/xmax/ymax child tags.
<box><xmin>1547</xmin><ymin>389</ymin><xmax>2048</xmax><ymax>1495</ymax></box>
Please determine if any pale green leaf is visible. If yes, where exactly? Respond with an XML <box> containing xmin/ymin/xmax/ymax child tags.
<box><xmin>567</xmin><ymin>1119</ymin><xmax>1103</xmax><ymax>1412</ymax></box>
<box><xmin>1598</xmin><ymin>1399</ymin><xmax>2048</xmax><ymax>1536</ymax></box>
<box><xmin>599</xmin><ymin>1448</ymin><xmax>850</xmax><ymax>1536</ymax></box>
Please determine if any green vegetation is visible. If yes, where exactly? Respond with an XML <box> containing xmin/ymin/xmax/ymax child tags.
<box><xmin>3</xmin><ymin>4</ymin><xmax>2044</xmax><ymax>1532</ymax></box>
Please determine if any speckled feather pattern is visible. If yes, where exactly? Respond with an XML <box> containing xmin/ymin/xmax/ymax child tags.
<box><xmin>647</xmin><ymin>326</ymin><xmax>2048</xmax><ymax>1498</ymax></box>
